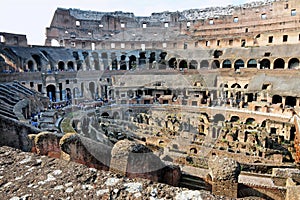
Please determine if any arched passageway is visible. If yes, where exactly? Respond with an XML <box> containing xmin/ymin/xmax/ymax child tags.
<box><xmin>168</xmin><ymin>58</ymin><xmax>177</xmax><ymax>69</ymax></box>
<box><xmin>260</xmin><ymin>59</ymin><xmax>270</xmax><ymax>69</ymax></box>
<box><xmin>222</xmin><ymin>60</ymin><xmax>232</xmax><ymax>68</ymax></box>
<box><xmin>286</xmin><ymin>96</ymin><xmax>296</xmax><ymax>107</ymax></box>
<box><xmin>189</xmin><ymin>60</ymin><xmax>198</xmax><ymax>69</ymax></box>
<box><xmin>274</xmin><ymin>58</ymin><xmax>285</xmax><ymax>69</ymax></box>
<box><xmin>32</xmin><ymin>54</ymin><xmax>42</xmax><ymax>71</ymax></box>
<box><xmin>179</xmin><ymin>60</ymin><xmax>188</xmax><ymax>70</ymax></box>
<box><xmin>129</xmin><ymin>55</ymin><xmax>137</xmax><ymax>70</ymax></box>
<box><xmin>247</xmin><ymin>59</ymin><xmax>257</xmax><ymax>68</ymax></box>
<box><xmin>120</xmin><ymin>55</ymin><xmax>127</xmax><ymax>70</ymax></box>
<box><xmin>58</xmin><ymin>61</ymin><xmax>65</xmax><ymax>71</ymax></box>
<box><xmin>200</xmin><ymin>60</ymin><xmax>209</xmax><ymax>68</ymax></box>
<box><xmin>89</xmin><ymin>82</ymin><xmax>96</xmax><ymax>99</ymax></box>
<box><xmin>272</xmin><ymin>95</ymin><xmax>282</xmax><ymax>104</ymax></box>
<box><xmin>288</xmin><ymin>58</ymin><xmax>299</xmax><ymax>69</ymax></box>
<box><xmin>211</xmin><ymin>60</ymin><xmax>220</xmax><ymax>69</ymax></box>
<box><xmin>234</xmin><ymin>59</ymin><xmax>244</xmax><ymax>70</ymax></box>
<box><xmin>46</xmin><ymin>84</ymin><xmax>56</xmax><ymax>102</ymax></box>
<box><xmin>67</xmin><ymin>61</ymin><xmax>74</xmax><ymax>70</ymax></box>
<box><xmin>28</xmin><ymin>60</ymin><xmax>34</xmax><ymax>72</ymax></box>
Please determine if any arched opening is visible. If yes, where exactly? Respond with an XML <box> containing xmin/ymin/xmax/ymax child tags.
<box><xmin>58</xmin><ymin>61</ymin><xmax>65</xmax><ymax>71</ymax></box>
<box><xmin>111</xmin><ymin>53</ymin><xmax>118</xmax><ymax>70</ymax></box>
<box><xmin>260</xmin><ymin>59</ymin><xmax>270</xmax><ymax>69</ymax></box>
<box><xmin>272</xmin><ymin>95</ymin><xmax>282</xmax><ymax>104</ymax></box>
<box><xmin>190</xmin><ymin>148</ymin><xmax>197</xmax><ymax>154</ymax></box>
<box><xmin>230</xmin><ymin>116</ymin><xmax>240</xmax><ymax>122</ymax></box>
<box><xmin>213</xmin><ymin>114</ymin><xmax>225</xmax><ymax>124</ymax></box>
<box><xmin>101</xmin><ymin>52</ymin><xmax>109</xmax><ymax>70</ymax></box>
<box><xmin>189</xmin><ymin>60</ymin><xmax>198</xmax><ymax>69</ymax></box>
<box><xmin>73</xmin><ymin>87</ymin><xmax>80</xmax><ymax>99</ymax></box>
<box><xmin>127</xmin><ymin>90</ymin><xmax>134</xmax><ymax>98</ymax></box>
<box><xmin>65</xmin><ymin>88</ymin><xmax>72</xmax><ymax>104</ymax></box>
<box><xmin>67</xmin><ymin>61</ymin><xmax>74</xmax><ymax>71</ymax></box>
<box><xmin>247</xmin><ymin>59</ymin><xmax>257</xmax><ymax>68</ymax></box>
<box><xmin>32</xmin><ymin>54</ymin><xmax>42</xmax><ymax>72</ymax></box>
<box><xmin>286</xmin><ymin>96</ymin><xmax>296</xmax><ymax>107</ymax></box>
<box><xmin>179</xmin><ymin>60</ymin><xmax>188</xmax><ymax>70</ymax></box>
<box><xmin>200</xmin><ymin>60</ymin><xmax>209</xmax><ymax>68</ymax></box>
<box><xmin>149</xmin><ymin>52</ymin><xmax>156</xmax><ymax>68</ymax></box>
<box><xmin>288</xmin><ymin>58</ymin><xmax>299</xmax><ymax>69</ymax></box>
<box><xmin>101</xmin><ymin>112</ymin><xmax>110</xmax><ymax>118</ymax></box>
<box><xmin>274</xmin><ymin>58</ymin><xmax>285</xmax><ymax>69</ymax></box>
<box><xmin>129</xmin><ymin>55</ymin><xmax>136</xmax><ymax>70</ymax></box>
<box><xmin>27</xmin><ymin>60</ymin><xmax>34</xmax><ymax>72</ymax></box>
<box><xmin>212</xmin><ymin>60</ymin><xmax>220</xmax><ymax>69</ymax></box>
<box><xmin>139</xmin><ymin>52</ymin><xmax>147</xmax><ymax>66</ymax></box>
<box><xmin>234</xmin><ymin>59</ymin><xmax>244</xmax><ymax>70</ymax></box>
<box><xmin>168</xmin><ymin>57</ymin><xmax>177</xmax><ymax>68</ymax></box>
<box><xmin>89</xmin><ymin>82</ymin><xmax>95</xmax><ymax>99</ymax></box>
<box><xmin>113</xmin><ymin>112</ymin><xmax>120</xmax><ymax>120</ymax></box>
<box><xmin>222</xmin><ymin>59</ymin><xmax>232</xmax><ymax>68</ymax></box>
<box><xmin>46</xmin><ymin>84</ymin><xmax>56</xmax><ymax>102</ymax></box>
<box><xmin>92</xmin><ymin>52</ymin><xmax>100</xmax><ymax>70</ymax></box>
<box><xmin>51</xmin><ymin>39</ymin><xmax>60</xmax><ymax>47</ymax></box>
<box><xmin>120</xmin><ymin>55</ymin><xmax>127</xmax><ymax>70</ymax></box>
<box><xmin>158</xmin><ymin>52</ymin><xmax>167</xmax><ymax>69</ymax></box>
<box><xmin>246</xmin><ymin>118</ymin><xmax>255</xmax><ymax>124</ymax></box>
<box><xmin>231</xmin><ymin>83</ymin><xmax>241</xmax><ymax>89</ymax></box>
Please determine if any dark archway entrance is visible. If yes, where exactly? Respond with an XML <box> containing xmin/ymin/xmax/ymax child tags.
<box><xmin>234</xmin><ymin>59</ymin><xmax>244</xmax><ymax>70</ymax></box>
<box><xmin>247</xmin><ymin>59</ymin><xmax>257</xmax><ymax>68</ymax></box>
<box><xmin>58</xmin><ymin>61</ymin><xmax>65</xmax><ymax>71</ymax></box>
<box><xmin>168</xmin><ymin>58</ymin><xmax>177</xmax><ymax>69</ymax></box>
<box><xmin>222</xmin><ymin>59</ymin><xmax>231</xmax><ymax>68</ymax></box>
<box><xmin>288</xmin><ymin>58</ymin><xmax>299</xmax><ymax>69</ymax></box>
<box><xmin>129</xmin><ymin>55</ymin><xmax>136</xmax><ymax>70</ymax></box>
<box><xmin>46</xmin><ymin>85</ymin><xmax>56</xmax><ymax>102</ymax></box>
<box><xmin>179</xmin><ymin>60</ymin><xmax>188</xmax><ymax>70</ymax></box>
<box><xmin>274</xmin><ymin>58</ymin><xmax>285</xmax><ymax>69</ymax></box>
<box><xmin>260</xmin><ymin>59</ymin><xmax>270</xmax><ymax>69</ymax></box>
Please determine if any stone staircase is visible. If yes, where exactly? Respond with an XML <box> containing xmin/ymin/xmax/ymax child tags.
<box><xmin>179</xmin><ymin>173</ymin><xmax>211</xmax><ymax>191</ymax></box>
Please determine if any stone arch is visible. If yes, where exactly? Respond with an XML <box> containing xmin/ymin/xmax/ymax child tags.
<box><xmin>129</xmin><ymin>55</ymin><xmax>137</xmax><ymax>70</ymax></box>
<box><xmin>89</xmin><ymin>82</ymin><xmax>96</xmax><ymax>99</ymax></box>
<box><xmin>288</xmin><ymin>58</ymin><xmax>299</xmax><ymax>69</ymax></box>
<box><xmin>111</xmin><ymin>53</ymin><xmax>118</xmax><ymax>70</ymax></box>
<box><xmin>260</xmin><ymin>59</ymin><xmax>270</xmax><ymax>69</ymax></box>
<box><xmin>149</xmin><ymin>52</ymin><xmax>156</xmax><ymax>68</ymax></box>
<box><xmin>27</xmin><ymin>60</ymin><xmax>35</xmax><ymax>72</ymax></box>
<box><xmin>67</xmin><ymin>61</ymin><xmax>74</xmax><ymax>70</ymax></box>
<box><xmin>120</xmin><ymin>55</ymin><xmax>127</xmax><ymax>70</ymax></box>
<box><xmin>286</xmin><ymin>96</ymin><xmax>296</xmax><ymax>107</ymax></box>
<box><xmin>212</xmin><ymin>60</ymin><xmax>220</xmax><ymax>69</ymax></box>
<box><xmin>73</xmin><ymin>87</ymin><xmax>80</xmax><ymax>99</ymax></box>
<box><xmin>190</xmin><ymin>147</ymin><xmax>197</xmax><ymax>154</ymax></box>
<box><xmin>200</xmin><ymin>60</ymin><xmax>209</xmax><ymax>68</ymax></box>
<box><xmin>247</xmin><ymin>59</ymin><xmax>257</xmax><ymax>68</ymax></box>
<box><xmin>101</xmin><ymin>112</ymin><xmax>110</xmax><ymax>118</ymax></box>
<box><xmin>231</xmin><ymin>83</ymin><xmax>241</xmax><ymax>88</ymax></box>
<box><xmin>230</xmin><ymin>116</ymin><xmax>240</xmax><ymax>122</ymax></box>
<box><xmin>222</xmin><ymin>59</ymin><xmax>232</xmax><ymax>68</ymax></box>
<box><xmin>213</xmin><ymin>114</ymin><xmax>225</xmax><ymax>124</ymax></box>
<box><xmin>168</xmin><ymin>57</ymin><xmax>177</xmax><ymax>69</ymax></box>
<box><xmin>189</xmin><ymin>60</ymin><xmax>198</xmax><ymax>69</ymax></box>
<box><xmin>58</xmin><ymin>61</ymin><xmax>65</xmax><ymax>71</ymax></box>
<box><xmin>32</xmin><ymin>54</ymin><xmax>42</xmax><ymax>72</ymax></box>
<box><xmin>113</xmin><ymin>112</ymin><xmax>120</xmax><ymax>120</ymax></box>
<box><xmin>65</xmin><ymin>88</ymin><xmax>72</xmax><ymax>103</ymax></box>
<box><xmin>234</xmin><ymin>59</ymin><xmax>244</xmax><ymax>70</ymax></box>
<box><xmin>272</xmin><ymin>95</ymin><xmax>282</xmax><ymax>104</ymax></box>
<box><xmin>139</xmin><ymin>52</ymin><xmax>147</xmax><ymax>66</ymax></box>
<box><xmin>101</xmin><ymin>52</ymin><xmax>109</xmax><ymax>70</ymax></box>
<box><xmin>81</xmin><ymin>82</ymin><xmax>84</xmax><ymax>97</ymax></box>
<box><xmin>179</xmin><ymin>60</ymin><xmax>188</xmax><ymax>70</ymax></box>
<box><xmin>273</xmin><ymin>58</ymin><xmax>285</xmax><ymax>69</ymax></box>
<box><xmin>51</xmin><ymin>39</ymin><xmax>60</xmax><ymax>47</ymax></box>
<box><xmin>92</xmin><ymin>52</ymin><xmax>100</xmax><ymax>70</ymax></box>
<box><xmin>245</xmin><ymin>118</ymin><xmax>255</xmax><ymax>124</ymax></box>
<box><xmin>46</xmin><ymin>84</ymin><xmax>56</xmax><ymax>102</ymax></box>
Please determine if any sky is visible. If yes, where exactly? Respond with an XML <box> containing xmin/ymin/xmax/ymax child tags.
<box><xmin>0</xmin><ymin>0</ymin><xmax>251</xmax><ymax>45</ymax></box>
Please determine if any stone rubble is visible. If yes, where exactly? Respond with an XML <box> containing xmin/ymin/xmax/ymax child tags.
<box><xmin>0</xmin><ymin>146</ymin><xmax>222</xmax><ymax>200</ymax></box>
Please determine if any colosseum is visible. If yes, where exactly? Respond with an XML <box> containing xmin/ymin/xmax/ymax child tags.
<box><xmin>2</xmin><ymin>0</ymin><xmax>300</xmax><ymax>199</ymax></box>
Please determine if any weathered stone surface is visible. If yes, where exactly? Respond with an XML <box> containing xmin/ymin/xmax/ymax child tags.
<box><xmin>0</xmin><ymin>146</ymin><xmax>220</xmax><ymax>200</ymax></box>
<box><xmin>208</xmin><ymin>156</ymin><xmax>241</xmax><ymax>182</ymax></box>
